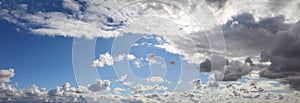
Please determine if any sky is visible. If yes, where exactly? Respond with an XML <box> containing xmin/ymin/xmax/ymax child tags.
<box><xmin>1</xmin><ymin>0</ymin><xmax>300</xmax><ymax>102</ymax></box>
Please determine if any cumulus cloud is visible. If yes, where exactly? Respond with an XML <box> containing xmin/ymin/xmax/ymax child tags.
<box><xmin>0</xmin><ymin>68</ymin><xmax>90</xmax><ymax>102</ymax></box>
<box><xmin>92</xmin><ymin>52</ymin><xmax>114</xmax><ymax>67</ymax></box>
<box><xmin>255</xmin><ymin>19</ymin><xmax>300</xmax><ymax>90</ymax></box>
<box><xmin>198</xmin><ymin>56</ymin><xmax>253</xmax><ymax>81</ymax></box>
<box><xmin>133</xmin><ymin>84</ymin><xmax>168</xmax><ymax>94</ymax></box>
<box><xmin>93</xmin><ymin>53</ymin><xmax>136</xmax><ymax>67</ymax></box>
<box><xmin>87</xmin><ymin>79</ymin><xmax>111</xmax><ymax>92</ymax></box>
<box><xmin>147</xmin><ymin>76</ymin><xmax>165</xmax><ymax>84</ymax></box>
<box><xmin>0</xmin><ymin>68</ymin><xmax>14</xmax><ymax>84</ymax></box>
<box><xmin>199</xmin><ymin>59</ymin><xmax>212</xmax><ymax>72</ymax></box>
<box><xmin>1</xmin><ymin>68</ymin><xmax>300</xmax><ymax>102</ymax></box>
<box><xmin>223</xmin><ymin>60</ymin><xmax>252</xmax><ymax>81</ymax></box>
<box><xmin>127</xmin><ymin>54</ymin><xmax>136</xmax><ymax>60</ymax></box>
<box><xmin>113</xmin><ymin>88</ymin><xmax>125</xmax><ymax>95</ymax></box>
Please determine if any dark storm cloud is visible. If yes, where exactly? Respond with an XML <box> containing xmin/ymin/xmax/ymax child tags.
<box><xmin>199</xmin><ymin>56</ymin><xmax>252</xmax><ymax>81</ymax></box>
<box><xmin>245</xmin><ymin>57</ymin><xmax>255</xmax><ymax>67</ymax></box>
<box><xmin>257</xmin><ymin>19</ymin><xmax>300</xmax><ymax>90</ymax></box>
<box><xmin>223</xmin><ymin>60</ymin><xmax>252</xmax><ymax>81</ymax></box>
<box><xmin>199</xmin><ymin>59</ymin><xmax>211</xmax><ymax>72</ymax></box>
<box><xmin>196</xmin><ymin>13</ymin><xmax>300</xmax><ymax>83</ymax></box>
<box><xmin>220</xmin><ymin>13</ymin><xmax>300</xmax><ymax>90</ymax></box>
<box><xmin>222</xmin><ymin>13</ymin><xmax>288</xmax><ymax>57</ymax></box>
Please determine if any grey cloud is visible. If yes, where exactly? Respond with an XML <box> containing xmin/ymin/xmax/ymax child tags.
<box><xmin>199</xmin><ymin>56</ymin><xmax>252</xmax><ymax>81</ymax></box>
<box><xmin>258</xmin><ymin>20</ymin><xmax>300</xmax><ymax>90</ymax></box>
<box><xmin>223</xmin><ymin>61</ymin><xmax>252</xmax><ymax>81</ymax></box>
<box><xmin>87</xmin><ymin>79</ymin><xmax>111</xmax><ymax>92</ymax></box>
<box><xmin>268</xmin><ymin>0</ymin><xmax>291</xmax><ymax>13</ymax></box>
<box><xmin>199</xmin><ymin>59</ymin><xmax>211</xmax><ymax>72</ymax></box>
<box><xmin>222</xmin><ymin>13</ymin><xmax>288</xmax><ymax>57</ymax></box>
<box><xmin>205</xmin><ymin>0</ymin><xmax>227</xmax><ymax>9</ymax></box>
<box><xmin>245</xmin><ymin>57</ymin><xmax>255</xmax><ymax>67</ymax></box>
<box><xmin>220</xmin><ymin>13</ymin><xmax>300</xmax><ymax>90</ymax></box>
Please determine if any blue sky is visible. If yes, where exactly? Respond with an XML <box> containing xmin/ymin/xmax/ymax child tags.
<box><xmin>0</xmin><ymin>19</ymin><xmax>194</xmax><ymax>91</ymax></box>
<box><xmin>0</xmin><ymin>20</ymin><xmax>76</xmax><ymax>89</ymax></box>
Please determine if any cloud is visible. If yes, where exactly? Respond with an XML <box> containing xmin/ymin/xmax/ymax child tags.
<box><xmin>0</xmin><ymin>68</ymin><xmax>15</xmax><ymax>84</ymax></box>
<box><xmin>245</xmin><ymin>57</ymin><xmax>255</xmax><ymax>67</ymax></box>
<box><xmin>1</xmin><ymin>68</ymin><xmax>300</xmax><ymax>102</ymax></box>
<box><xmin>199</xmin><ymin>59</ymin><xmax>212</xmax><ymax>72</ymax></box>
<box><xmin>133</xmin><ymin>84</ymin><xmax>168</xmax><ymax>94</ymax></box>
<box><xmin>257</xmin><ymin>20</ymin><xmax>300</xmax><ymax>90</ymax></box>
<box><xmin>223</xmin><ymin>60</ymin><xmax>252</xmax><ymax>81</ymax></box>
<box><xmin>113</xmin><ymin>88</ymin><xmax>125</xmax><ymax>95</ymax></box>
<box><xmin>147</xmin><ymin>76</ymin><xmax>165</xmax><ymax>84</ymax></box>
<box><xmin>93</xmin><ymin>53</ymin><xmax>136</xmax><ymax>67</ymax></box>
<box><xmin>25</xmin><ymin>84</ymin><xmax>47</xmax><ymax>96</ymax></box>
<box><xmin>92</xmin><ymin>52</ymin><xmax>114</xmax><ymax>67</ymax></box>
<box><xmin>123</xmin><ymin>81</ymin><xmax>134</xmax><ymax>86</ymax></box>
<box><xmin>198</xmin><ymin>56</ymin><xmax>253</xmax><ymax>81</ymax></box>
<box><xmin>127</xmin><ymin>54</ymin><xmax>136</xmax><ymax>60</ymax></box>
<box><xmin>87</xmin><ymin>79</ymin><xmax>111</xmax><ymax>92</ymax></box>
<box><xmin>62</xmin><ymin>0</ymin><xmax>81</xmax><ymax>12</ymax></box>
<box><xmin>2</xmin><ymin>1</ymin><xmax>300</xmax><ymax>77</ymax></box>
<box><xmin>154</xmin><ymin>43</ymin><xmax>180</xmax><ymax>54</ymax></box>
<box><xmin>0</xmin><ymin>68</ymin><xmax>89</xmax><ymax>102</ymax></box>
<box><xmin>205</xmin><ymin>0</ymin><xmax>227</xmax><ymax>9</ymax></box>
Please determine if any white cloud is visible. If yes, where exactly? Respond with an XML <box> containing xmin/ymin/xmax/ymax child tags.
<box><xmin>113</xmin><ymin>88</ymin><xmax>125</xmax><ymax>95</ymax></box>
<box><xmin>114</xmin><ymin>54</ymin><xmax>125</xmax><ymax>62</ymax></box>
<box><xmin>62</xmin><ymin>0</ymin><xmax>81</xmax><ymax>12</ymax></box>
<box><xmin>123</xmin><ymin>81</ymin><xmax>134</xmax><ymax>86</ymax></box>
<box><xmin>25</xmin><ymin>84</ymin><xmax>46</xmax><ymax>96</ymax></box>
<box><xmin>127</xmin><ymin>54</ymin><xmax>136</xmax><ymax>60</ymax></box>
<box><xmin>93</xmin><ymin>53</ymin><xmax>137</xmax><ymax>67</ymax></box>
<box><xmin>92</xmin><ymin>52</ymin><xmax>114</xmax><ymax>67</ymax></box>
<box><xmin>147</xmin><ymin>76</ymin><xmax>165</xmax><ymax>84</ymax></box>
<box><xmin>133</xmin><ymin>84</ymin><xmax>168</xmax><ymax>94</ymax></box>
<box><xmin>87</xmin><ymin>79</ymin><xmax>111</xmax><ymax>92</ymax></box>
<box><xmin>0</xmin><ymin>68</ymin><xmax>15</xmax><ymax>84</ymax></box>
<box><xmin>154</xmin><ymin>43</ymin><xmax>180</xmax><ymax>54</ymax></box>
